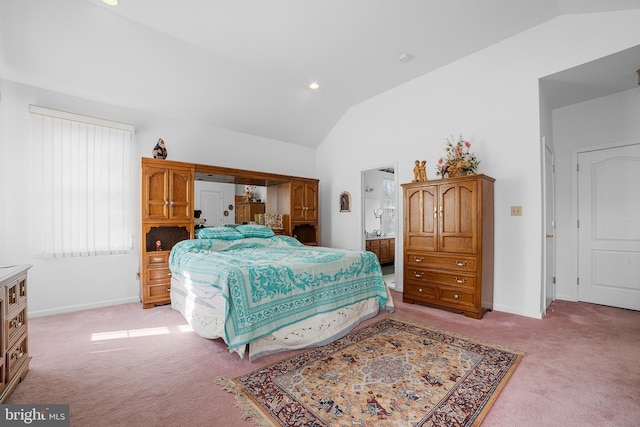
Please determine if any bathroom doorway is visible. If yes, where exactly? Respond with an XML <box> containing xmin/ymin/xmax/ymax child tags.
<box><xmin>362</xmin><ymin>163</ymin><xmax>398</xmax><ymax>288</ymax></box>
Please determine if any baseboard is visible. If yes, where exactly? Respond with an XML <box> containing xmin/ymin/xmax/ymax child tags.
<box><xmin>491</xmin><ymin>304</ymin><xmax>543</xmax><ymax>320</ymax></box>
<box><xmin>28</xmin><ymin>296</ymin><xmax>140</xmax><ymax>318</ymax></box>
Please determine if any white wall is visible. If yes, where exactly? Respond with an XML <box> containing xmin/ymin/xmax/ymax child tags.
<box><xmin>553</xmin><ymin>87</ymin><xmax>640</xmax><ymax>301</ymax></box>
<box><xmin>2</xmin><ymin>9</ymin><xmax>639</xmax><ymax>319</ymax></box>
<box><xmin>0</xmin><ymin>78</ymin><xmax>316</xmax><ymax>317</ymax></box>
<box><xmin>316</xmin><ymin>10</ymin><xmax>640</xmax><ymax>318</ymax></box>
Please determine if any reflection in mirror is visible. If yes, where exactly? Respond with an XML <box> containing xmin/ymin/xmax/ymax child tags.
<box><xmin>362</xmin><ymin>165</ymin><xmax>396</xmax><ymax>288</ymax></box>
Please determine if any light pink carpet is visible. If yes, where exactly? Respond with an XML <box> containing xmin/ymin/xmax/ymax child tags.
<box><xmin>8</xmin><ymin>290</ymin><xmax>640</xmax><ymax>426</ymax></box>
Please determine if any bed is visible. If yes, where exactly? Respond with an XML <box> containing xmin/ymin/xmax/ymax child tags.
<box><xmin>168</xmin><ymin>224</ymin><xmax>394</xmax><ymax>361</ymax></box>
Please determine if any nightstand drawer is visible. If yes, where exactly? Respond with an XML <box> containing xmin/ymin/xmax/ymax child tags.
<box><xmin>146</xmin><ymin>283</ymin><xmax>171</xmax><ymax>300</ymax></box>
<box><xmin>147</xmin><ymin>268</ymin><xmax>172</xmax><ymax>282</ymax></box>
<box><xmin>147</xmin><ymin>252</ymin><xmax>169</xmax><ymax>265</ymax></box>
<box><xmin>7</xmin><ymin>333</ymin><xmax>28</xmax><ymax>380</ymax></box>
<box><xmin>6</xmin><ymin>275</ymin><xmax>27</xmax><ymax>314</ymax></box>
<box><xmin>7</xmin><ymin>308</ymin><xmax>27</xmax><ymax>348</ymax></box>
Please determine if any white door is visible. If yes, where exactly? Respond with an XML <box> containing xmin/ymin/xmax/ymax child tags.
<box><xmin>543</xmin><ymin>143</ymin><xmax>555</xmax><ymax>312</ymax></box>
<box><xmin>578</xmin><ymin>143</ymin><xmax>640</xmax><ymax>310</ymax></box>
<box><xmin>199</xmin><ymin>190</ymin><xmax>224</xmax><ymax>226</ymax></box>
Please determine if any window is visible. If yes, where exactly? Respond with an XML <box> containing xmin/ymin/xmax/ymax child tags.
<box><xmin>30</xmin><ymin>105</ymin><xmax>135</xmax><ymax>257</ymax></box>
<box><xmin>382</xmin><ymin>178</ymin><xmax>396</xmax><ymax>236</ymax></box>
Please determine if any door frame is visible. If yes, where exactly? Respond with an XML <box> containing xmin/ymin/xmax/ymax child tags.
<box><xmin>360</xmin><ymin>161</ymin><xmax>400</xmax><ymax>289</ymax></box>
<box><xmin>571</xmin><ymin>138</ymin><xmax>640</xmax><ymax>303</ymax></box>
<box><xmin>542</xmin><ymin>138</ymin><xmax>556</xmax><ymax>315</ymax></box>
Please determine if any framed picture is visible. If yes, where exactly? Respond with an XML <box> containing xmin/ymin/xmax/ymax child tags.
<box><xmin>339</xmin><ymin>191</ymin><xmax>351</xmax><ymax>212</ymax></box>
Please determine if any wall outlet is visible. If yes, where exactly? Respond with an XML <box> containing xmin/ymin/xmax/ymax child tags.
<box><xmin>511</xmin><ymin>206</ymin><xmax>523</xmax><ymax>216</ymax></box>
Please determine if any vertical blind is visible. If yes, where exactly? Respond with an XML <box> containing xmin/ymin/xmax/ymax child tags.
<box><xmin>30</xmin><ymin>105</ymin><xmax>135</xmax><ymax>257</ymax></box>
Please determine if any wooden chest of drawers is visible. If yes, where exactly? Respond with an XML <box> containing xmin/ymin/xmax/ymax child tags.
<box><xmin>143</xmin><ymin>251</ymin><xmax>172</xmax><ymax>306</ymax></box>
<box><xmin>0</xmin><ymin>265</ymin><xmax>31</xmax><ymax>402</ymax></box>
<box><xmin>404</xmin><ymin>252</ymin><xmax>479</xmax><ymax>314</ymax></box>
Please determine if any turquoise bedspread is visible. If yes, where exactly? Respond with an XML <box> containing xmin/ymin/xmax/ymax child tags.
<box><xmin>169</xmin><ymin>236</ymin><xmax>390</xmax><ymax>348</ymax></box>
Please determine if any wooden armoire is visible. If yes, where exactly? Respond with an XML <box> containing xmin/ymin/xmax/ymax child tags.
<box><xmin>401</xmin><ymin>174</ymin><xmax>494</xmax><ymax>319</ymax></box>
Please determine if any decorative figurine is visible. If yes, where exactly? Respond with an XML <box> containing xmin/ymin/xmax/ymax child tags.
<box><xmin>194</xmin><ymin>210</ymin><xmax>206</xmax><ymax>229</ymax></box>
<box><xmin>413</xmin><ymin>160</ymin><xmax>427</xmax><ymax>182</ymax></box>
<box><xmin>152</xmin><ymin>138</ymin><xmax>168</xmax><ymax>159</ymax></box>
<box><xmin>420</xmin><ymin>160</ymin><xmax>427</xmax><ymax>182</ymax></box>
<box><xmin>155</xmin><ymin>239</ymin><xmax>162</xmax><ymax>251</ymax></box>
<box><xmin>413</xmin><ymin>160</ymin><xmax>421</xmax><ymax>182</ymax></box>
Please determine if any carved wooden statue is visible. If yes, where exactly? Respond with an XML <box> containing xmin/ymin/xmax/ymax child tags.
<box><xmin>413</xmin><ymin>160</ymin><xmax>427</xmax><ymax>182</ymax></box>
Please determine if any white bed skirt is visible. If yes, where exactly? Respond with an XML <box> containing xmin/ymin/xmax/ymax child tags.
<box><xmin>170</xmin><ymin>275</ymin><xmax>393</xmax><ymax>361</ymax></box>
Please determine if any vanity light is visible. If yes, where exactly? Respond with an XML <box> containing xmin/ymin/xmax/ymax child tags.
<box><xmin>102</xmin><ymin>0</ymin><xmax>118</xmax><ymax>5</ymax></box>
<box><xmin>308</xmin><ymin>81</ymin><xmax>320</xmax><ymax>90</ymax></box>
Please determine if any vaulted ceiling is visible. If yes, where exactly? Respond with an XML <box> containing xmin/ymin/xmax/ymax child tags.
<box><xmin>2</xmin><ymin>0</ymin><xmax>639</xmax><ymax>147</ymax></box>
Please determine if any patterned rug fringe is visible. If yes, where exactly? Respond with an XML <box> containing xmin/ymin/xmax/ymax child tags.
<box><xmin>216</xmin><ymin>377</ymin><xmax>276</xmax><ymax>427</ymax></box>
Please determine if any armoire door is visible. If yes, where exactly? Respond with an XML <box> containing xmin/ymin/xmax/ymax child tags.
<box><xmin>143</xmin><ymin>166</ymin><xmax>169</xmax><ymax>220</ymax></box>
<box><xmin>168</xmin><ymin>168</ymin><xmax>193</xmax><ymax>221</ymax></box>
<box><xmin>404</xmin><ymin>186</ymin><xmax>437</xmax><ymax>251</ymax></box>
<box><xmin>438</xmin><ymin>180</ymin><xmax>477</xmax><ymax>254</ymax></box>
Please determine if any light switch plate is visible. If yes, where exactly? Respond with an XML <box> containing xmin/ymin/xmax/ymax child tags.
<box><xmin>511</xmin><ymin>206</ymin><xmax>522</xmax><ymax>216</ymax></box>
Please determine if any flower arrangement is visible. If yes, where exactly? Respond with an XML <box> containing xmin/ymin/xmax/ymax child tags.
<box><xmin>436</xmin><ymin>135</ymin><xmax>479</xmax><ymax>177</ymax></box>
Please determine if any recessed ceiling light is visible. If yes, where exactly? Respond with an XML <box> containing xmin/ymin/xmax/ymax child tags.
<box><xmin>308</xmin><ymin>82</ymin><xmax>320</xmax><ymax>90</ymax></box>
<box><xmin>102</xmin><ymin>0</ymin><xmax>118</xmax><ymax>5</ymax></box>
<box><xmin>399</xmin><ymin>53</ymin><xmax>413</xmax><ymax>63</ymax></box>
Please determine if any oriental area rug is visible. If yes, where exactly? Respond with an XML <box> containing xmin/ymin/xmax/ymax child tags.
<box><xmin>218</xmin><ymin>318</ymin><xmax>524</xmax><ymax>427</ymax></box>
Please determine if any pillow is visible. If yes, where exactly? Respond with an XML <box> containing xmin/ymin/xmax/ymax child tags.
<box><xmin>235</xmin><ymin>224</ymin><xmax>275</xmax><ymax>238</ymax></box>
<box><xmin>195</xmin><ymin>226</ymin><xmax>243</xmax><ymax>240</ymax></box>
<box><xmin>263</xmin><ymin>213</ymin><xmax>284</xmax><ymax>229</ymax></box>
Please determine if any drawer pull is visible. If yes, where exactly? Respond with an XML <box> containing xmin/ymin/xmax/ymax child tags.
<box><xmin>454</xmin><ymin>294</ymin><xmax>460</xmax><ymax>299</ymax></box>
<box><xmin>454</xmin><ymin>277</ymin><xmax>467</xmax><ymax>284</ymax></box>
<box><xmin>12</xmin><ymin>349</ymin><xmax>24</xmax><ymax>360</ymax></box>
<box><xmin>454</xmin><ymin>260</ymin><xmax>468</xmax><ymax>267</ymax></box>
<box><xmin>418</xmin><ymin>288</ymin><xmax>423</xmax><ymax>293</ymax></box>
<box><xmin>10</xmin><ymin>320</ymin><xmax>23</xmax><ymax>328</ymax></box>
<box><xmin>164</xmin><ymin>287</ymin><xmax>171</xmax><ymax>292</ymax></box>
<box><xmin>166</xmin><ymin>272</ymin><xmax>172</xmax><ymax>276</ymax></box>
<box><xmin>413</xmin><ymin>272</ymin><xmax>424</xmax><ymax>278</ymax></box>
<box><xmin>151</xmin><ymin>257</ymin><xmax>164</xmax><ymax>262</ymax></box>
<box><xmin>413</xmin><ymin>256</ymin><xmax>424</xmax><ymax>263</ymax></box>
